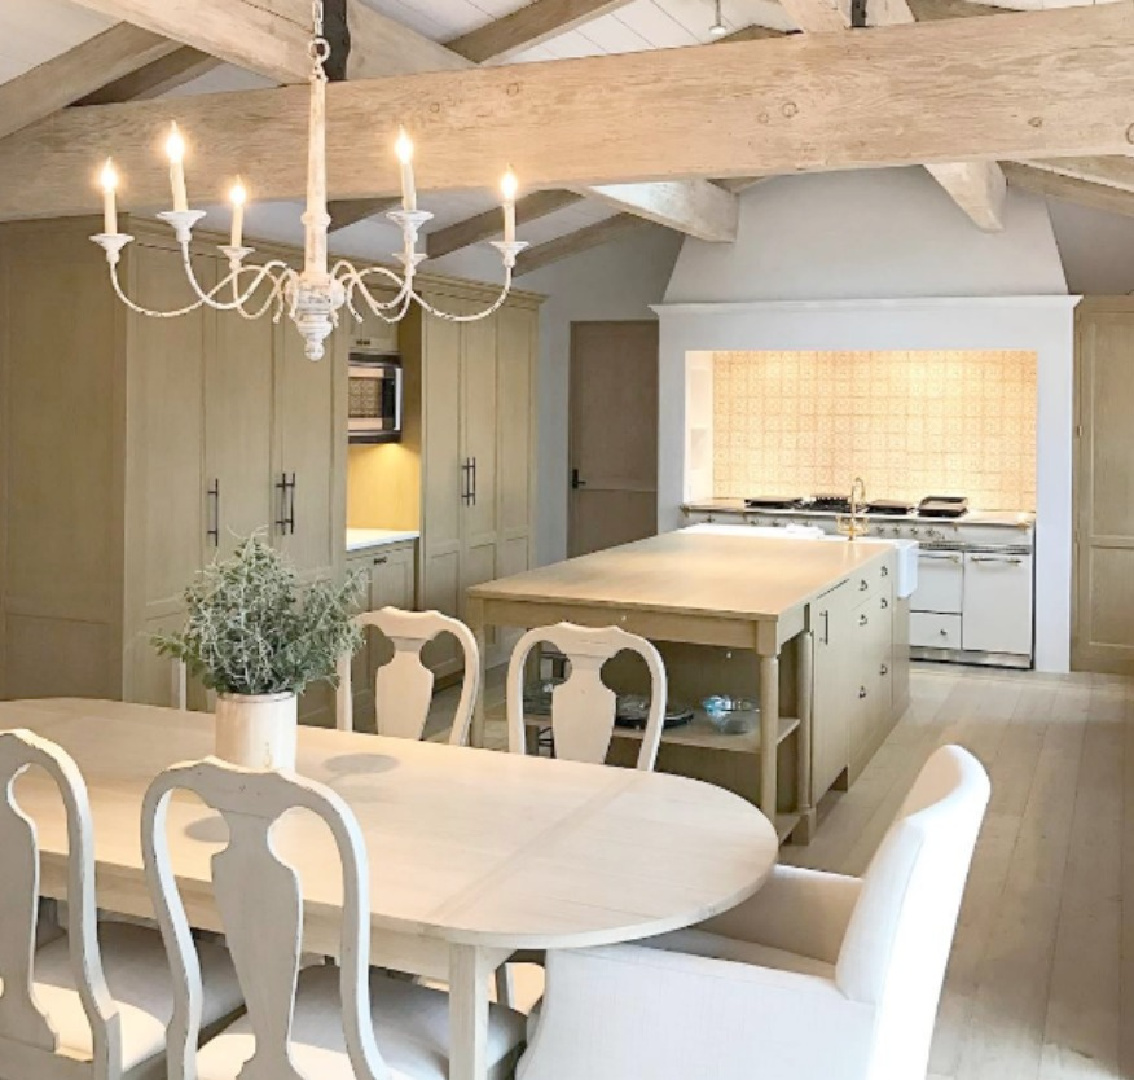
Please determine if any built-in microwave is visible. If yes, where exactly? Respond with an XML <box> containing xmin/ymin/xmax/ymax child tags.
<box><xmin>347</xmin><ymin>351</ymin><xmax>402</xmax><ymax>444</ymax></box>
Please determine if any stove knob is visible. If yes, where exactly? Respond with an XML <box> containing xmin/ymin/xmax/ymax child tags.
<box><xmin>909</xmin><ymin>527</ymin><xmax>921</xmax><ymax>538</ymax></box>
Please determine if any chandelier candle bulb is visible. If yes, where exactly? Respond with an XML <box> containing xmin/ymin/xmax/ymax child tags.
<box><xmin>166</xmin><ymin>123</ymin><xmax>188</xmax><ymax>213</ymax></box>
<box><xmin>229</xmin><ymin>180</ymin><xmax>247</xmax><ymax>249</ymax></box>
<box><xmin>501</xmin><ymin>168</ymin><xmax>518</xmax><ymax>245</ymax></box>
<box><xmin>395</xmin><ymin>128</ymin><xmax>417</xmax><ymax>213</ymax></box>
<box><xmin>99</xmin><ymin>159</ymin><xmax>118</xmax><ymax>235</ymax></box>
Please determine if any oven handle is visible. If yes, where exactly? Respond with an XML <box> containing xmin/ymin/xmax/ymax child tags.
<box><xmin>920</xmin><ymin>552</ymin><xmax>962</xmax><ymax>564</ymax></box>
<box><xmin>969</xmin><ymin>555</ymin><xmax>1025</xmax><ymax>565</ymax></box>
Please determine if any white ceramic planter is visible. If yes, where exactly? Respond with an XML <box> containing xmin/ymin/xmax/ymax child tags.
<box><xmin>214</xmin><ymin>692</ymin><xmax>298</xmax><ymax>771</ymax></box>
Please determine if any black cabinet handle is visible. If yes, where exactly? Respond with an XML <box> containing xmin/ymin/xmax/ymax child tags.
<box><xmin>461</xmin><ymin>459</ymin><xmax>473</xmax><ymax>506</ymax></box>
<box><xmin>373</xmin><ymin>555</ymin><xmax>387</xmax><ymax>566</ymax></box>
<box><xmin>471</xmin><ymin>456</ymin><xmax>477</xmax><ymax>507</ymax></box>
<box><xmin>276</xmin><ymin>473</ymin><xmax>296</xmax><ymax>535</ymax></box>
<box><xmin>571</xmin><ymin>468</ymin><xmax>586</xmax><ymax>490</ymax></box>
<box><xmin>207</xmin><ymin>479</ymin><xmax>220</xmax><ymax>547</ymax></box>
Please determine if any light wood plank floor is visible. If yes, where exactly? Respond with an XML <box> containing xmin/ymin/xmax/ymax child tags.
<box><xmin>430</xmin><ymin>664</ymin><xmax>1133</xmax><ymax>1079</ymax></box>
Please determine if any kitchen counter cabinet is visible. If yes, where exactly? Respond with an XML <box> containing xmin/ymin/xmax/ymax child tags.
<box><xmin>467</xmin><ymin>529</ymin><xmax>903</xmax><ymax>843</ymax></box>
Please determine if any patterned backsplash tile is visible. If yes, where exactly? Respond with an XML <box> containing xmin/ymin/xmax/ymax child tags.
<box><xmin>712</xmin><ymin>350</ymin><xmax>1037</xmax><ymax>511</ymax></box>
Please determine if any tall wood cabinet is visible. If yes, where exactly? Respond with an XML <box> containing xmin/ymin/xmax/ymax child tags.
<box><xmin>401</xmin><ymin>286</ymin><xmax>540</xmax><ymax>676</ymax></box>
<box><xmin>0</xmin><ymin>217</ymin><xmax>345</xmax><ymax>714</ymax></box>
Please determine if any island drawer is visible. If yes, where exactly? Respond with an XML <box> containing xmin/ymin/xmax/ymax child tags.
<box><xmin>911</xmin><ymin>612</ymin><xmax>962</xmax><ymax>649</ymax></box>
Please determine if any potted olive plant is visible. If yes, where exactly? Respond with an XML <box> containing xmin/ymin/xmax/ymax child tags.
<box><xmin>155</xmin><ymin>535</ymin><xmax>362</xmax><ymax>770</ymax></box>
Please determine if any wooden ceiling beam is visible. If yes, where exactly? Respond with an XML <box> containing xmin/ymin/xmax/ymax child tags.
<box><xmin>515</xmin><ymin>214</ymin><xmax>655</xmax><ymax>275</ymax></box>
<box><xmin>426</xmin><ymin>190</ymin><xmax>582</xmax><ymax>258</ymax></box>
<box><xmin>76</xmin><ymin>47</ymin><xmax>222</xmax><ymax>105</ymax></box>
<box><xmin>3</xmin><ymin>5</ymin><xmax>1134</xmax><ymax>219</ymax></box>
<box><xmin>1020</xmin><ymin>156</ymin><xmax>1134</xmax><ymax>195</ymax></box>
<box><xmin>575</xmin><ymin>181</ymin><xmax>738</xmax><ymax>243</ymax></box>
<box><xmin>328</xmin><ymin>197</ymin><xmax>403</xmax><ymax>232</ymax></box>
<box><xmin>0</xmin><ymin>23</ymin><xmax>180</xmax><ymax>140</ymax></box>
<box><xmin>65</xmin><ymin>0</ymin><xmax>465</xmax><ymax>82</ymax></box>
<box><xmin>1002</xmin><ymin>163</ymin><xmax>1134</xmax><ymax>219</ymax></box>
<box><xmin>774</xmin><ymin>0</ymin><xmax>1006</xmax><ymax>230</ymax></box>
<box><xmin>447</xmin><ymin>0</ymin><xmax>635</xmax><ymax>63</ymax></box>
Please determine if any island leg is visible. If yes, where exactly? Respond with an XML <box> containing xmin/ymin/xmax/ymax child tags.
<box><xmin>792</xmin><ymin>631</ymin><xmax>817</xmax><ymax>845</ymax></box>
<box><xmin>759</xmin><ymin>653</ymin><xmax>779</xmax><ymax>824</ymax></box>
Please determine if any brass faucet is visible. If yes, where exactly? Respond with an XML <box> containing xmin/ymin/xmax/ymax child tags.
<box><xmin>837</xmin><ymin>477</ymin><xmax>869</xmax><ymax>541</ymax></box>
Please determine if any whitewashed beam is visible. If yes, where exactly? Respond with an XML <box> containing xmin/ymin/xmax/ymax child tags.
<box><xmin>515</xmin><ymin>214</ymin><xmax>655</xmax><ymax>275</ymax></box>
<box><xmin>0</xmin><ymin>23</ymin><xmax>179</xmax><ymax>140</ymax></box>
<box><xmin>447</xmin><ymin>0</ymin><xmax>635</xmax><ymax>63</ymax></box>
<box><xmin>576</xmin><ymin>181</ymin><xmax>738</xmax><ymax>242</ymax></box>
<box><xmin>777</xmin><ymin>0</ymin><xmax>1006</xmax><ymax>230</ymax></box>
<box><xmin>427</xmin><ymin>190</ymin><xmax>582</xmax><ymax>258</ymax></box>
<box><xmin>66</xmin><ymin>0</ymin><xmax>466</xmax><ymax>82</ymax></box>
<box><xmin>3</xmin><ymin>5</ymin><xmax>1134</xmax><ymax>218</ymax></box>
<box><xmin>1021</xmin><ymin>156</ymin><xmax>1134</xmax><ymax>195</ymax></box>
<box><xmin>77</xmin><ymin>47</ymin><xmax>222</xmax><ymax>105</ymax></box>
<box><xmin>1002</xmin><ymin>162</ymin><xmax>1134</xmax><ymax>219</ymax></box>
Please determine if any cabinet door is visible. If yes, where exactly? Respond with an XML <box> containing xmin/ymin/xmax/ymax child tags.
<box><xmin>459</xmin><ymin>313</ymin><xmax>499</xmax><ymax>610</ymax></box>
<box><xmin>496</xmin><ymin>304</ymin><xmax>537</xmax><ymax>580</ymax></box>
<box><xmin>911</xmin><ymin>551</ymin><xmax>964</xmax><ymax>614</ymax></box>
<box><xmin>371</xmin><ymin>543</ymin><xmax>416</xmax><ymax>612</ymax></box>
<box><xmin>811</xmin><ymin>581</ymin><xmax>852</xmax><ymax>799</ymax></box>
<box><xmin>962</xmin><ymin>552</ymin><xmax>1034</xmax><ymax>655</ymax></box>
<box><xmin>418</xmin><ymin>302</ymin><xmax>464</xmax><ymax>672</ymax></box>
<box><xmin>126</xmin><ymin>244</ymin><xmax>212</xmax><ymax>704</ymax></box>
<box><xmin>273</xmin><ymin>319</ymin><xmax>343</xmax><ymax>581</ymax></box>
<box><xmin>205</xmin><ymin>294</ymin><xmax>274</xmax><ymax>559</ymax></box>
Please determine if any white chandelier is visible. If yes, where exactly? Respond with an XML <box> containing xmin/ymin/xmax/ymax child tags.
<box><xmin>90</xmin><ymin>0</ymin><xmax>527</xmax><ymax>361</ymax></box>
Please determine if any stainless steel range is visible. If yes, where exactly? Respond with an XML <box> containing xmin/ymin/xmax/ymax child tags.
<box><xmin>684</xmin><ymin>493</ymin><xmax>1036</xmax><ymax>669</ymax></box>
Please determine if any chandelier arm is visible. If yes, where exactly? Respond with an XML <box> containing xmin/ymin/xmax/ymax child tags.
<box><xmin>411</xmin><ymin>270</ymin><xmax>515</xmax><ymax>323</ymax></box>
<box><xmin>178</xmin><ymin>244</ymin><xmax>293</xmax><ymax>314</ymax></box>
<box><xmin>344</xmin><ymin>265</ymin><xmax>412</xmax><ymax>310</ymax></box>
<box><xmin>106</xmin><ymin>261</ymin><xmax>210</xmax><ymax>319</ymax></box>
<box><xmin>227</xmin><ymin>264</ymin><xmax>298</xmax><ymax>321</ymax></box>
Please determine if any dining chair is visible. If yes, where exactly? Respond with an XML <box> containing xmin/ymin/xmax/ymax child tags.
<box><xmin>335</xmin><ymin>607</ymin><xmax>481</xmax><ymax>745</ymax></box>
<box><xmin>0</xmin><ymin>728</ymin><xmax>243</xmax><ymax>1080</ymax></box>
<box><xmin>506</xmin><ymin>622</ymin><xmax>667</xmax><ymax>771</ymax></box>
<box><xmin>141</xmin><ymin>756</ymin><xmax>525</xmax><ymax>1080</ymax></box>
<box><xmin>517</xmin><ymin>744</ymin><xmax>990</xmax><ymax>1080</ymax></box>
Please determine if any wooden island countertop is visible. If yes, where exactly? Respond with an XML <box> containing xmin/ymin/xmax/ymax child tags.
<box><xmin>466</xmin><ymin>528</ymin><xmax>899</xmax><ymax>843</ymax></box>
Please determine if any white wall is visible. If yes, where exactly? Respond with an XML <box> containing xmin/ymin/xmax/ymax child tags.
<box><xmin>434</xmin><ymin>228</ymin><xmax>684</xmax><ymax>566</ymax></box>
<box><xmin>665</xmin><ymin>168</ymin><xmax>1068</xmax><ymax>302</ymax></box>
<box><xmin>658</xmin><ymin>168</ymin><xmax>1076</xmax><ymax>672</ymax></box>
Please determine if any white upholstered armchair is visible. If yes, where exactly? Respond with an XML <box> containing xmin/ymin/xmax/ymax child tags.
<box><xmin>518</xmin><ymin>744</ymin><xmax>990</xmax><ymax>1080</ymax></box>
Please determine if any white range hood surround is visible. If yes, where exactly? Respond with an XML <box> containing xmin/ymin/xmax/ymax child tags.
<box><xmin>653</xmin><ymin>169</ymin><xmax>1078</xmax><ymax>673</ymax></box>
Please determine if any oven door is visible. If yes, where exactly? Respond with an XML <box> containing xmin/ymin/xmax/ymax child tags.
<box><xmin>911</xmin><ymin>550</ymin><xmax>964</xmax><ymax>614</ymax></box>
<box><xmin>961</xmin><ymin>551</ymin><xmax>1034</xmax><ymax>656</ymax></box>
<box><xmin>348</xmin><ymin>361</ymin><xmax>402</xmax><ymax>443</ymax></box>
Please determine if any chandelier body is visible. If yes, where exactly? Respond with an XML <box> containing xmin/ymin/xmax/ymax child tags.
<box><xmin>91</xmin><ymin>2</ymin><xmax>527</xmax><ymax>361</ymax></box>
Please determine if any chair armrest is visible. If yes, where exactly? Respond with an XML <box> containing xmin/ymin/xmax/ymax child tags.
<box><xmin>697</xmin><ymin>863</ymin><xmax>862</xmax><ymax>965</ymax></box>
<box><xmin>518</xmin><ymin>944</ymin><xmax>875</xmax><ymax>1080</ymax></box>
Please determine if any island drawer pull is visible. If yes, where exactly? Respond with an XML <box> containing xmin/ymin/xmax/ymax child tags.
<box><xmin>880</xmin><ymin>663</ymin><xmax>889</xmax><ymax>676</ymax></box>
<box><xmin>859</xmin><ymin>579</ymin><xmax>869</xmax><ymax>591</ymax></box>
<box><xmin>859</xmin><ymin>614</ymin><xmax>869</xmax><ymax>627</ymax></box>
<box><xmin>881</xmin><ymin>565</ymin><xmax>889</xmax><ymax>577</ymax></box>
<box><xmin>858</xmin><ymin>686</ymin><xmax>868</xmax><ymax>699</ymax></box>
<box><xmin>880</xmin><ymin>597</ymin><xmax>889</xmax><ymax>610</ymax></box>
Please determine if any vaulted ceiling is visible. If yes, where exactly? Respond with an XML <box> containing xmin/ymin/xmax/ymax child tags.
<box><xmin>2</xmin><ymin>0</ymin><xmax>1133</xmax><ymax>275</ymax></box>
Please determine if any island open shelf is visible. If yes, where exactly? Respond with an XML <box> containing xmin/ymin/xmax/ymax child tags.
<box><xmin>466</xmin><ymin>528</ymin><xmax>909</xmax><ymax>844</ymax></box>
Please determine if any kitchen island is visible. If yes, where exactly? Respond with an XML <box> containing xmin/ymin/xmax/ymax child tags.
<box><xmin>466</xmin><ymin>528</ymin><xmax>909</xmax><ymax>843</ymax></box>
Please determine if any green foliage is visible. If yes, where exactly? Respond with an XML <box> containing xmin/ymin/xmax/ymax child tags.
<box><xmin>154</xmin><ymin>535</ymin><xmax>363</xmax><ymax>696</ymax></box>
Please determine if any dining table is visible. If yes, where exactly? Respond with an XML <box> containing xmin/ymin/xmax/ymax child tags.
<box><xmin>0</xmin><ymin>698</ymin><xmax>778</xmax><ymax>1080</ymax></box>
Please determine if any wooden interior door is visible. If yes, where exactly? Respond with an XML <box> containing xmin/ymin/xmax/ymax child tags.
<box><xmin>1073</xmin><ymin>298</ymin><xmax>1134</xmax><ymax>672</ymax></box>
<box><xmin>568</xmin><ymin>321</ymin><xmax>659</xmax><ymax>558</ymax></box>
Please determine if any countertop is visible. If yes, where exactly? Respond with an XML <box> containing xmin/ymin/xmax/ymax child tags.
<box><xmin>468</xmin><ymin>527</ymin><xmax>890</xmax><ymax>622</ymax></box>
<box><xmin>345</xmin><ymin>528</ymin><xmax>420</xmax><ymax>552</ymax></box>
<box><xmin>683</xmin><ymin>498</ymin><xmax>1035</xmax><ymax>529</ymax></box>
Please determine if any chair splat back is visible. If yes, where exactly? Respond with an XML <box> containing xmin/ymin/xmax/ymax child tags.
<box><xmin>336</xmin><ymin>607</ymin><xmax>480</xmax><ymax>745</ymax></box>
<box><xmin>141</xmin><ymin>759</ymin><xmax>392</xmax><ymax>1080</ymax></box>
<box><xmin>506</xmin><ymin>623</ymin><xmax>667</xmax><ymax>771</ymax></box>
<box><xmin>0</xmin><ymin>729</ymin><xmax>122</xmax><ymax>1080</ymax></box>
